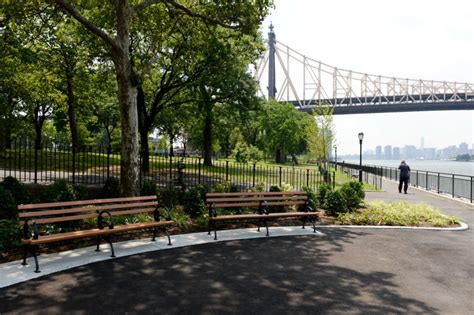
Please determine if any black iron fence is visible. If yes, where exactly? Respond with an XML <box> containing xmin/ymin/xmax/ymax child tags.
<box><xmin>335</xmin><ymin>161</ymin><xmax>473</xmax><ymax>203</ymax></box>
<box><xmin>0</xmin><ymin>139</ymin><xmax>326</xmax><ymax>192</ymax></box>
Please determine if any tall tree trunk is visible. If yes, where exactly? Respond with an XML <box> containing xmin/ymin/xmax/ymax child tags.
<box><xmin>112</xmin><ymin>2</ymin><xmax>140</xmax><ymax>196</ymax></box>
<box><xmin>275</xmin><ymin>148</ymin><xmax>285</xmax><ymax>164</ymax></box>
<box><xmin>169</xmin><ymin>133</ymin><xmax>174</xmax><ymax>157</ymax></box>
<box><xmin>137</xmin><ymin>86</ymin><xmax>150</xmax><ymax>174</ymax></box>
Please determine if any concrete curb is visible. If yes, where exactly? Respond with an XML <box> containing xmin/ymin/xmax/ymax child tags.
<box><xmin>317</xmin><ymin>221</ymin><xmax>469</xmax><ymax>231</ymax></box>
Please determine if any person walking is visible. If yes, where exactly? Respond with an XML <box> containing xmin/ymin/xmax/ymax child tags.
<box><xmin>398</xmin><ymin>160</ymin><xmax>410</xmax><ymax>194</ymax></box>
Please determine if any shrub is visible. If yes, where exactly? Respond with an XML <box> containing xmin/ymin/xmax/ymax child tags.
<box><xmin>213</xmin><ymin>181</ymin><xmax>239</xmax><ymax>193</ymax></box>
<box><xmin>324</xmin><ymin>190</ymin><xmax>347</xmax><ymax>215</ymax></box>
<box><xmin>181</xmin><ymin>185</ymin><xmax>209</xmax><ymax>218</ymax></box>
<box><xmin>348</xmin><ymin>181</ymin><xmax>365</xmax><ymax>200</ymax></box>
<box><xmin>0</xmin><ymin>219</ymin><xmax>22</xmax><ymax>252</ymax></box>
<box><xmin>232</xmin><ymin>142</ymin><xmax>263</xmax><ymax>163</ymax></box>
<box><xmin>159</xmin><ymin>184</ymin><xmax>182</xmax><ymax>210</ymax></box>
<box><xmin>269</xmin><ymin>185</ymin><xmax>281</xmax><ymax>192</ymax></box>
<box><xmin>141</xmin><ymin>180</ymin><xmax>158</xmax><ymax>196</ymax></box>
<box><xmin>40</xmin><ymin>180</ymin><xmax>76</xmax><ymax>203</ymax></box>
<box><xmin>101</xmin><ymin>177</ymin><xmax>121</xmax><ymax>198</ymax></box>
<box><xmin>302</xmin><ymin>187</ymin><xmax>318</xmax><ymax>211</ymax></box>
<box><xmin>339</xmin><ymin>183</ymin><xmax>362</xmax><ymax>211</ymax></box>
<box><xmin>1</xmin><ymin>176</ymin><xmax>29</xmax><ymax>204</ymax></box>
<box><xmin>317</xmin><ymin>183</ymin><xmax>332</xmax><ymax>208</ymax></box>
<box><xmin>73</xmin><ymin>184</ymin><xmax>89</xmax><ymax>201</ymax></box>
<box><xmin>254</xmin><ymin>181</ymin><xmax>265</xmax><ymax>192</ymax></box>
<box><xmin>0</xmin><ymin>187</ymin><xmax>17</xmax><ymax>220</ymax></box>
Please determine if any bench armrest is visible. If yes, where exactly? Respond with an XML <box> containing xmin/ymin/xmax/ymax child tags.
<box><xmin>259</xmin><ymin>201</ymin><xmax>270</xmax><ymax>215</ymax></box>
<box><xmin>209</xmin><ymin>203</ymin><xmax>217</xmax><ymax>218</ymax></box>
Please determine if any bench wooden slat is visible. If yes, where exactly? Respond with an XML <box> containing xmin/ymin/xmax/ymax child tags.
<box><xmin>210</xmin><ymin>211</ymin><xmax>318</xmax><ymax>221</ymax></box>
<box><xmin>18</xmin><ymin>196</ymin><xmax>157</xmax><ymax>210</ymax></box>
<box><xmin>206</xmin><ymin>191</ymin><xmax>307</xmax><ymax>197</ymax></box>
<box><xmin>110</xmin><ymin>208</ymin><xmax>156</xmax><ymax>216</ymax></box>
<box><xmin>19</xmin><ymin>201</ymin><xmax>158</xmax><ymax>218</ymax></box>
<box><xmin>26</xmin><ymin>213</ymin><xmax>99</xmax><ymax>224</ymax></box>
<box><xmin>211</xmin><ymin>201</ymin><xmax>306</xmax><ymax>208</ymax></box>
<box><xmin>206</xmin><ymin>196</ymin><xmax>307</xmax><ymax>203</ymax></box>
<box><xmin>22</xmin><ymin>221</ymin><xmax>174</xmax><ymax>245</ymax></box>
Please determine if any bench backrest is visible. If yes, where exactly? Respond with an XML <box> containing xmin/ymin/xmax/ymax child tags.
<box><xmin>206</xmin><ymin>191</ymin><xmax>308</xmax><ymax>209</ymax></box>
<box><xmin>18</xmin><ymin>196</ymin><xmax>159</xmax><ymax>228</ymax></box>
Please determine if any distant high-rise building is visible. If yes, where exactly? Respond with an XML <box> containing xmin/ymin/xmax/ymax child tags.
<box><xmin>403</xmin><ymin>145</ymin><xmax>417</xmax><ymax>159</ymax></box>
<box><xmin>384</xmin><ymin>145</ymin><xmax>392</xmax><ymax>160</ymax></box>
<box><xmin>420</xmin><ymin>137</ymin><xmax>425</xmax><ymax>150</ymax></box>
<box><xmin>393</xmin><ymin>147</ymin><xmax>400</xmax><ymax>160</ymax></box>
<box><xmin>459</xmin><ymin>142</ymin><xmax>469</xmax><ymax>155</ymax></box>
<box><xmin>376</xmin><ymin>146</ymin><xmax>382</xmax><ymax>159</ymax></box>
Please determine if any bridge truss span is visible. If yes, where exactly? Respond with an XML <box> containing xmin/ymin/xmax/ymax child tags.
<box><xmin>255</xmin><ymin>30</ymin><xmax>474</xmax><ymax>114</ymax></box>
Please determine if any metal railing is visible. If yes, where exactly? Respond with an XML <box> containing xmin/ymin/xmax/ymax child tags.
<box><xmin>0</xmin><ymin>139</ymin><xmax>326</xmax><ymax>192</ymax></box>
<box><xmin>335</xmin><ymin>161</ymin><xmax>473</xmax><ymax>203</ymax></box>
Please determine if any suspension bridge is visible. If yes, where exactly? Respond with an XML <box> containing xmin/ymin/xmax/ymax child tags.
<box><xmin>255</xmin><ymin>25</ymin><xmax>474</xmax><ymax>115</ymax></box>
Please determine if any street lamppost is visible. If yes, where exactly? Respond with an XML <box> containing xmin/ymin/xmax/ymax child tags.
<box><xmin>333</xmin><ymin>145</ymin><xmax>337</xmax><ymax>171</ymax></box>
<box><xmin>358</xmin><ymin>132</ymin><xmax>364</xmax><ymax>182</ymax></box>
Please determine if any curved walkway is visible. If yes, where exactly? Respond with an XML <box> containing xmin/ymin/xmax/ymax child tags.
<box><xmin>0</xmin><ymin>179</ymin><xmax>472</xmax><ymax>314</ymax></box>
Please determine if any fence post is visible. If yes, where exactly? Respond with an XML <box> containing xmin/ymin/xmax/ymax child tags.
<box><xmin>169</xmin><ymin>155</ymin><xmax>173</xmax><ymax>183</ymax></box>
<box><xmin>34</xmin><ymin>146</ymin><xmax>38</xmax><ymax>184</ymax></box>
<box><xmin>72</xmin><ymin>146</ymin><xmax>76</xmax><ymax>184</ymax></box>
<box><xmin>253</xmin><ymin>163</ymin><xmax>256</xmax><ymax>187</ymax></box>
<box><xmin>225</xmin><ymin>160</ymin><xmax>229</xmax><ymax>182</ymax></box>
<box><xmin>437</xmin><ymin>173</ymin><xmax>440</xmax><ymax>194</ymax></box>
<box><xmin>306</xmin><ymin>169</ymin><xmax>310</xmax><ymax>187</ymax></box>
<box><xmin>425</xmin><ymin>171</ymin><xmax>428</xmax><ymax>191</ymax></box>
<box><xmin>332</xmin><ymin>171</ymin><xmax>335</xmax><ymax>189</ymax></box>
<box><xmin>471</xmin><ymin>176</ymin><xmax>473</xmax><ymax>203</ymax></box>
<box><xmin>198</xmin><ymin>158</ymin><xmax>201</xmax><ymax>184</ymax></box>
<box><xmin>107</xmin><ymin>146</ymin><xmax>111</xmax><ymax>178</ymax></box>
<box><xmin>279</xmin><ymin>166</ymin><xmax>282</xmax><ymax>186</ymax></box>
<box><xmin>452</xmin><ymin>174</ymin><xmax>455</xmax><ymax>198</ymax></box>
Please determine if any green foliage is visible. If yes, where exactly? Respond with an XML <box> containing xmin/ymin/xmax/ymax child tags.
<box><xmin>255</xmin><ymin>181</ymin><xmax>265</xmax><ymax>192</ymax></box>
<box><xmin>232</xmin><ymin>141</ymin><xmax>263</xmax><ymax>163</ymax></box>
<box><xmin>213</xmin><ymin>181</ymin><xmax>239</xmax><ymax>193</ymax></box>
<box><xmin>101</xmin><ymin>177</ymin><xmax>121</xmax><ymax>198</ymax></box>
<box><xmin>1</xmin><ymin>176</ymin><xmax>29</xmax><ymax>204</ymax></box>
<box><xmin>40</xmin><ymin>180</ymin><xmax>76</xmax><ymax>202</ymax></box>
<box><xmin>73</xmin><ymin>184</ymin><xmax>89</xmax><ymax>201</ymax></box>
<box><xmin>324</xmin><ymin>190</ymin><xmax>347</xmax><ymax>215</ymax></box>
<box><xmin>0</xmin><ymin>219</ymin><xmax>22</xmax><ymax>252</ymax></box>
<box><xmin>169</xmin><ymin>210</ymin><xmax>191</xmax><ymax>228</ymax></box>
<box><xmin>337</xmin><ymin>201</ymin><xmax>460</xmax><ymax>227</ymax></box>
<box><xmin>317</xmin><ymin>183</ymin><xmax>332</xmax><ymax>207</ymax></box>
<box><xmin>141</xmin><ymin>180</ymin><xmax>158</xmax><ymax>196</ymax></box>
<box><xmin>159</xmin><ymin>184</ymin><xmax>182</xmax><ymax>210</ymax></box>
<box><xmin>173</xmin><ymin>159</ymin><xmax>186</xmax><ymax>191</ymax></box>
<box><xmin>347</xmin><ymin>181</ymin><xmax>365</xmax><ymax>200</ymax></box>
<box><xmin>302</xmin><ymin>186</ymin><xmax>318</xmax><ymax>210</ymax></box>
<box><xmin>0</xmin><ymin>187</ymin><xmax>17</xmax><ymax>220</ymax></box>
<box><xmin>339</xmin><ymin>182</ymin><xmax>363</xmax><ymax>211</ymax></box>
<box><xmin>455</xmin><ymin>154</ymin><xmax>470</xmax><ymax>161</ymax></box>
<box><xmin>269</xmin><ymin>185</ymin><xmax>281</xmax><ymax>192</ymax></box>
<box><xmin>181</xmin><ymin>185</ymin><xmax>209</xmax><ymax>218</ymax></box>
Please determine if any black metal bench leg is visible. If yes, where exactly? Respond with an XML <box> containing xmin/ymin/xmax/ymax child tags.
<box><xmin>214</xmin><ymin>221</ymin><xmax>218</xmax><ymax>240</ymax></box>
<box><xmin>302</xmin><ymin>217</ymin><xmax>307</xmax><ymax>229</ymax></box>
<box><xmin>208</xmin><ymin>220</ymin><xmax>211</xmax><ymax>235</ymax></box>
<box><xmin>95</xmin><ymin>235</ymin><xmax>101</xmax><ymax>252</ymax></box>
<box><xmin>311</xmin><ymin>217</ymin><xmax>317</xmax><ymax>233</ymax></box>
<box><xmin>106</xmin><ymin>235</ymin><xmax>115</xmax><ymax>258</ymax></box>
<box><xmin>152</xmin><ymin>227</ymin><xmax>157</xmax><ymax>241</ymax></box>
<box><xmin>264</xmin><ymin>220</ymin><xmax>269</xmax><ymax>237</ymax></box>
<box><xmin>29</xmin><ymin>246</ymin><xmax>40</xmax><ymax>273</ymax></box>
<box><xmin>162</xmin><ymin>227</ymin><xmax>172</xmax><ymax>245</ymax></box>
<box><xmin>257</xmin><ymin>220</ymin><xmax>261</xmax><ymax>232</ymax></box>
<box><xmin>21</xmin><ymin>245</ymin><xmax>28</xmax><ymax>266</ymax></box>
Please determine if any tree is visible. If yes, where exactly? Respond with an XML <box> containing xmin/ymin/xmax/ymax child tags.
<box><xmin>312</xmin><ymin>104</ymin><xmax>335</xmax><ymax>162</ymax></box>
<box><xmin>53</xmin><ymin>0</ymin><xmax>272</xmax><ymax>195</ymax></box>
<box><xmin>259</xmin><ymin>100</ymin><xmax>313</xmax><ymax>164</ymax></box>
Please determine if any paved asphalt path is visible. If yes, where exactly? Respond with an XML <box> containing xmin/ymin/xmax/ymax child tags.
<box><xmin>0</xmin><ymin>179</ymin><xmax>472</xmax><ymax>314</ymax></box>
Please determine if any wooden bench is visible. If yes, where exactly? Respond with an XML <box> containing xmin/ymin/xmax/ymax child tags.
<box><xmin>18</xmin><ymin>195</ymin><xmax>174</xmax><ymax>273</ymax></box>
<box><xmin>206</xmin><ymin>191</ymin><xmax>318</xmax><ymax>240</ymax></box>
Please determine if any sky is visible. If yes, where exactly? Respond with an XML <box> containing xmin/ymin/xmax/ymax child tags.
<box><xmin>260</xmin><ymin>0</ymin><xmax>474</xmax><ymax>155</ymax></box>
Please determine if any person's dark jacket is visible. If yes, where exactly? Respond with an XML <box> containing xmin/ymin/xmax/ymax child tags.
<box><xmin>398</xmin><ymin>164</ymin><xmax>410</xmax><ymax>179</ymax></box>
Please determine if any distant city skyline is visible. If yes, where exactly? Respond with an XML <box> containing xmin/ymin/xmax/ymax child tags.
<box><xmin>337</xmin><ymin>141</ymin><xmax>471</xmax><ymax>160</ymax></box>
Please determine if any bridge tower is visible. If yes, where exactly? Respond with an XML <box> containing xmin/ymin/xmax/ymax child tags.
<box><xmin>268</xmin><ymin>24</ymin><xmax>276</xmax><ymax>99</ymax></box>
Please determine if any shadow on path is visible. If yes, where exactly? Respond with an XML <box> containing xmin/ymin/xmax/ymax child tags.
<box><xmin>0</xmin><ymin>229</ymin><xmax>437</xmax><ymax>314</ymax></box>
